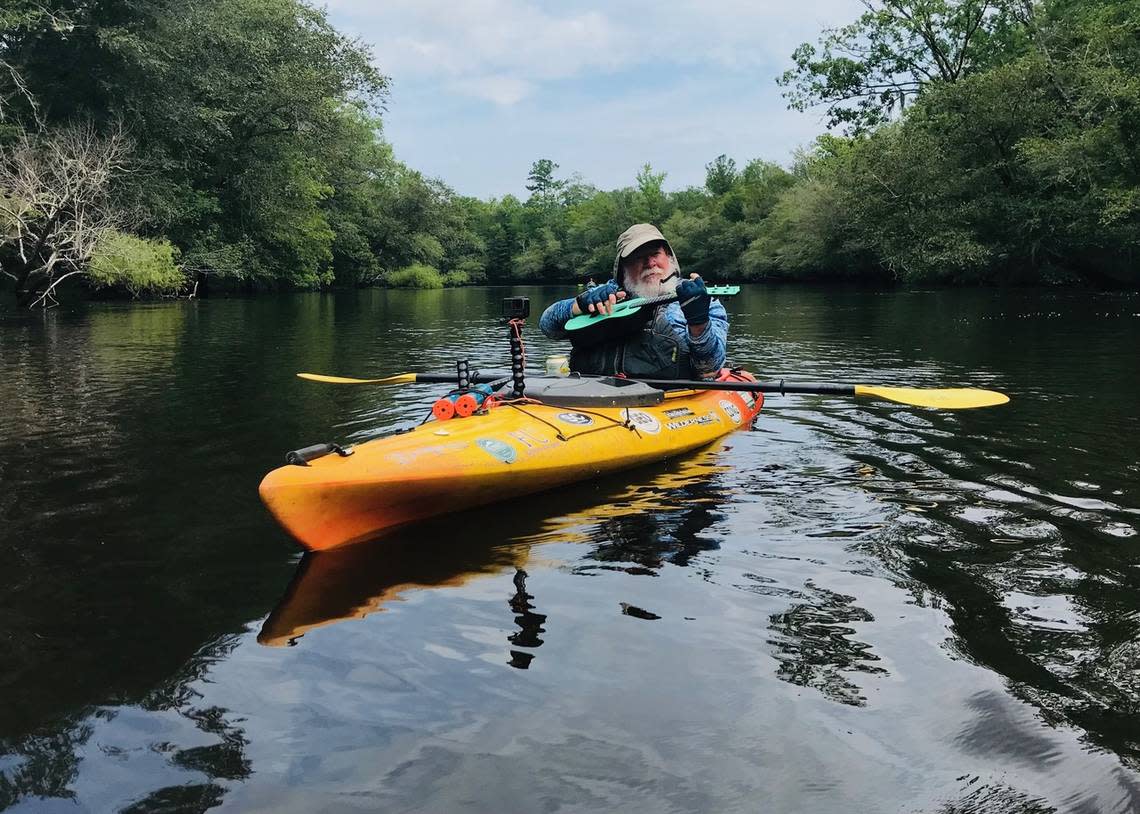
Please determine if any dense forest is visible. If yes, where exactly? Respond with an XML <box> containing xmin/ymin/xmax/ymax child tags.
<box><xmin>1</xmin><ymin>0</ymin><xmax>1138</xmax><ymax>304</ymax></box>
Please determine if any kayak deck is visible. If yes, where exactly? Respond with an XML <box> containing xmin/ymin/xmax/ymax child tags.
<box><xmin>259</xmin><ymin>372</ymin><xmax>763</xmax><ymax>551</ymax></box>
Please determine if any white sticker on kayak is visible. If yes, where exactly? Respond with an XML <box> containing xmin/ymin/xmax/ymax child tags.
<box><xmin>508</xmin><ymin>429</ymin><xmax>551</xmax><ymax>449</ymax></box>
<box><xmin>557</xmin><ymin>412</ymin><xmax>594</xmax><ymax>426</ymax></box>
<box><xmin>476</xmin><ymin>438</ymin><xmax>516</xmax><ymax>464</ymax></box>
<box><xmin>625</xmin><ymin>409</ymin><xmax>660</xmax><ymax>435</ymax></box>
<box><xmin>390</xmin><ymin>441</ymin><xmax>469</xmax><ymax>465</ymax></box>
<box><xmin>738</xmin><ymin>391</ymin><xmax>757</xmax><ymax>409</ymax></box>
<box><xmin>719</xmin><ymin>399</ymin><xmax>742</xmax><ymax>424</ymax></box>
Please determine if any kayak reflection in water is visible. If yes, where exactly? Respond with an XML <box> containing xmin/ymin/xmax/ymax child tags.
<box><xmin>259</xmin><ymin>454</ymin><xmax>731</xmax><ymax>652</ymax></box>
<box><xmin>538</xmin><ymin>223</ymin><xmax>729</xmax><ymax>380</ymax></box>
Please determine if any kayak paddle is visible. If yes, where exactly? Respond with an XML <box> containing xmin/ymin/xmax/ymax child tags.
<box><xmin>298</xmin><ymin>372</ymin><xmax>421</xmax><ymax>385</ymax></box>
<box><xmin>297</xmin><ymin>371</ymin><xmax>507</xmax><ymax>385</ymax></box>
<box><xmin>626</xmin><ymin>378</ymin><xmax>1009</xmax><ymax>409</ymax></box>
<box><xmin>297</xmin><ymin>372</ymin><xmax>1007</xmax><ymax>409</ymax></box>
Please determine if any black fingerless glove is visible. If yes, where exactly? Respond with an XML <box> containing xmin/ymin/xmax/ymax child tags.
<box><xmin>677</xmin><ymin>277</ymin><xmax>710</xmax><ymax>326</ymax></box>
<box><xmin>575</xmin><ymin>280</ymin><xmax>619</xmax><ymax>314</ymax></box>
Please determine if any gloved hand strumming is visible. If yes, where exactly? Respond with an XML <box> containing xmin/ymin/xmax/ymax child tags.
<box><xmin>677</xmin><ymin>276</ymin><xmax>710</xmax><ymax>326</ymax></box>
<box><xmin>575</xmin><ymin>280</ymin><xmax>620</xmax><ymax>315</ymax></box>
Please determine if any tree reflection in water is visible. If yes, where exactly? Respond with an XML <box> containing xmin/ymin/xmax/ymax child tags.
<box><xmin>850</xmin><ymin>450</ymin><xmax>1140</xmax><ymax>770</ymax></box>
<box><xmin>571</xmin><ymin>471</ymin><xmax>730</xmax><ymax>577</ymax></box>
<box><xmin>767</xmin><ymin>582</ymin><xmax>886</xmax><ymax>707</ymax></box>
<box><xmin>0</xmin><ymin>636</ymin><xmax>251</xmax><ymax>811</ymax></box>
<box><xmin>566</xmin><ymin>457</ymin><xmax>886</xmax><ymax>706</ymax></box>
<box><xmin>0</xmin><ymin>725</ymin><xmax>93</xmax><ymax>808</ymax></box>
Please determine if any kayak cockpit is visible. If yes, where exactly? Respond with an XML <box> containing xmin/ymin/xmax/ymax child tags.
<box><xmin>511</xmin><ymin>375</ymin><xmax>664</xmax><ymax>408</ymax></box>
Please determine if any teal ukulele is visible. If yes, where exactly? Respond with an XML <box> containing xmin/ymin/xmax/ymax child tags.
<box><xmin>564</xmin><ymin>285</ymin><xmax>740</xmax><ymax>333</ymax></box>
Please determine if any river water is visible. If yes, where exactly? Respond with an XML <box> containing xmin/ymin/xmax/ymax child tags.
<box><xmin>1</xmin><ymin>286</ymin><xmax>1138</xmax><ymax>813</ymax></box>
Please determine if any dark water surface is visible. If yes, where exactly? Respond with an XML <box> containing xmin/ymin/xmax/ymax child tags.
<box><xmin>2</xmin><ymin>286</ymin><xmax>1139</xmax><ymax>813</ymax></box>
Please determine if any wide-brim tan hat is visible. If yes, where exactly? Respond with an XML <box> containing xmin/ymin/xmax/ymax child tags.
<box><xmin>612</xmin><ymin>223</ymin><xmax>677</xmax><ymax>282</ymax></box>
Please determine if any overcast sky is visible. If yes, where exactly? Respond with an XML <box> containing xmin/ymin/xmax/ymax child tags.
<box><xmin>323</xmin><ymin>0</ymin><xmax>863</xmax><ymax>199</ymax></box>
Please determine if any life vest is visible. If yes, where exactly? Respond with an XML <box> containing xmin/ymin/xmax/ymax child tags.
<box><xmin>568</xmin><ymin>304</ymin><xmax>693</xmax><ymax>379</ymax></box>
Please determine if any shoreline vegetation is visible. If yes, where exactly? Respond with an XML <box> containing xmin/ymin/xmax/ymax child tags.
<box><xmin>1</xmin><ymin>1</ymin><xmax>1138</xmax><ymax>306</ymax></box>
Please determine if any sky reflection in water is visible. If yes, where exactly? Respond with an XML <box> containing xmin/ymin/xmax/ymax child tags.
<box><xmin>1</xmin><ymin>287</ymin><xmax>1138</xmax><ymax>812</ymax></box>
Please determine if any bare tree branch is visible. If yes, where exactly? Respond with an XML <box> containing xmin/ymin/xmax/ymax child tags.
<box><xmin>0</xmin><ymin>122</ymin><xmax>133</xmax><ymax>306</ymax></box>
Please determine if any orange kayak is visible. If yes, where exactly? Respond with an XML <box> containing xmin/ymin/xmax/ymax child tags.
<box><xmin>259</xmin><ymin>370</ymin><xmax>763</xmax><ymax>551</ymax></box>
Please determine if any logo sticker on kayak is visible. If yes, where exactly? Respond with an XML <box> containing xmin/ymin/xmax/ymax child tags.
<box><xmin>476</xmin><ymin>438</ymin><xmax>516</xmax><ymax>464</ymax></box>
<box><xmin>625</xmin><ymin>409</ymin><xmax>661</xmax><ymax>435</ymax></box>
<box><xmin>557</xmin><ymin>412</ymin><xmax>594</xmax><ymax>426</ymax></box>
<box><xmin>666</xmin><ymin>411</ymin><xmax>721</xmax><ymax>430</ymax></box>
<box><xmin>719</xmin><ymin>399</ymin><xmax>742</xmax><ymax>424</ymax></box>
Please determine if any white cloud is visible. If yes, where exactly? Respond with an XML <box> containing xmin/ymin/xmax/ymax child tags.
<box><xmin>329</xmin><ymin>0</ymin><xmax>863</xmax><ymax>83</ymax></box>
<box><xmin>451</xmin><ymin>75</ymin><xmax>536</xmax><ymax>106</ymax></box>
<box><xmin>602</xmin><ymin>0</ymin><xmax>866</xmax><ymax>71</ymax></box>
<box><xmin>329</xmin><ymin>0</ymin><xmax>627</xmax><ymax>103</ymax></box>
<box><xmin>322</xmin><ymin>0</ymin><xmax>864</xmax><ymax>194</ymax></box>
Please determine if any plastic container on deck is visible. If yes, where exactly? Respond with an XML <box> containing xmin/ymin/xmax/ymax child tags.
<box><xmin>545</xmin><ymin>355</ymin><xmax>570</xmax><ymax>377</ymax></box>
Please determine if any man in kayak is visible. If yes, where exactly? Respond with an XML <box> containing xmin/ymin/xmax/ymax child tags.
<box><xmin>538</xmin><ymin>223</ymin><xmax>728</xmax><ymax>379</ymax></box>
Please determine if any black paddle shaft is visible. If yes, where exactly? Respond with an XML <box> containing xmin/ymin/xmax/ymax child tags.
<box><xmin>416</xmin><ymin>371</ymin><xmax>856</xmax><ymax>397</ymax></box>
<box><xmin>628</xmin><ymin>378</ymin><xmax>858</xmax><ymax>396</ymax></box>
<box><xmin>413</xmin><ymin>372</ymin><xmax>513</xmax><ymax>385</ymax></box>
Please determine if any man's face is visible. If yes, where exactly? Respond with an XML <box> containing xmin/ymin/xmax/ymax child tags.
<box><xmin>622</xmin><ymin>241</ymin><xmax>675</xmax><ymax>298</ymax></box>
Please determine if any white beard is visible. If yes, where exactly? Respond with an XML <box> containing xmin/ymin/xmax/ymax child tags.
<box><xmin>624</xmin><ymin>256</ymin><xmax>681</xmax><ymax>299</ymax></box>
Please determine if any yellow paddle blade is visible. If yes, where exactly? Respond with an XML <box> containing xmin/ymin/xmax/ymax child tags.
<box><xmin>855</xmin><ymin>385</ymin><xmax>1010</xmax><ymax>409</ymax></box>
<box><xmin>297</xmin><ymin>372</ymin><xmax>418</xmax><ymax>385</ymax></box>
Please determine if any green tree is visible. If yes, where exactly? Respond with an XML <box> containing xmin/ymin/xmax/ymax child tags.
<box><xmin>3</xmin><ymin>0</ymin><xmax>389</xmax><ymax>290</ymax></box>
<box><xmin>631</xmin><ymin>163</ymin><xmax>670</xmax><ymax>224</ymax></box>
<box><xmin>809</xmin><ymin>0</ymin><xmax>1140</xmax><ymax>285</ymax></box>
<box><xmin>0</xmin><ymin>1</ymin><xmax>53</xmax><ymax>126</ymax></box>
<box><xmin>705</xmin><ymin>154</ymin><xmax>738</xmax><ymax>196</ymax></box>
<box><xmin>384</xmin><ymin>263</ymin><xmax>444</xmax><ymax>288</ymax></box>
<box><xmin>737</xmin><ymin>160</ymin><xmax>797</xmax><ymax>222</ymax></box>
<box><xmin>524</xmin><ymin>158</ymin><xmax>565</xmax><ymax>205</ymax></box>
<box><xmin>565</xmin><ymin>190</ymin><xmax>628</xmax><ymax>279</ymax></box>
<box><xmin>88</xmin><ymin>232</ymin><xmax>183</xmax><ymax>296</ymax></box>
<box><xmin>560</xmin><ymin>173</ymin><xmax>597</xmax><ymax>207</ymax></box>
<box><xmin>779</xmin><ymin>0</ymin><xmax>1025</xmax><ymax>132</ymax></box>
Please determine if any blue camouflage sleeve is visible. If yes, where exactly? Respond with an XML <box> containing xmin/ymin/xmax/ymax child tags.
<box><xmin>539</xmin><ymin>279</ymin><xmax>619</xmax><ymax>339</ymax></box>
<box><xmin>539</xmin><ymin>296</ymin><xmax>577</xmax><ymax>339</ymax></box>
<box><xmin>665</xmin><ymin>299</ymin><xmax>728</xmax><ymax>378</ymax></box>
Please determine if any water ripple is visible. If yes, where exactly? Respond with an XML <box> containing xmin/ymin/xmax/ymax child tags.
<box><xmin>3</xmin><ymin>287</ymin><xmax>1140</xmax><ymax>812</ymax></box>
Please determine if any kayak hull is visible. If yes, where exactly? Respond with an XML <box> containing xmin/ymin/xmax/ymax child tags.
<box><xmin>259</xmin><ymin>371</ymin><xmax>763</xmax><ymax>551</ymax></box>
